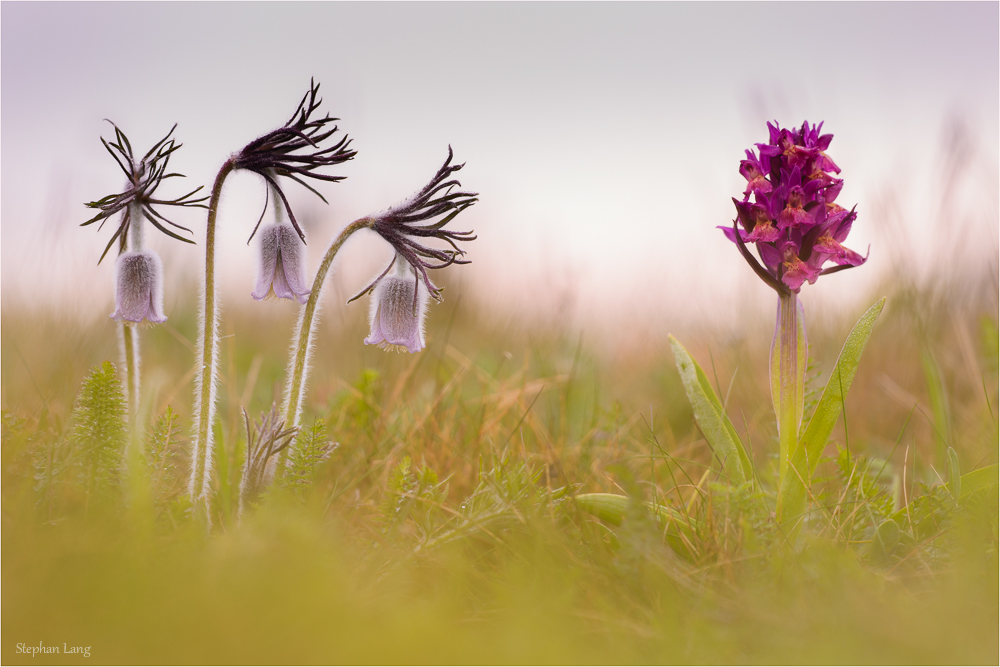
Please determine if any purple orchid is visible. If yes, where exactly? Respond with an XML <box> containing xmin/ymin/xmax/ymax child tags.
<box><xmin>111</xmin><ymin>250</ymin><xmax>167</xmax><ymax>325</ymax></box>
<box><xmin>252</xmin><ymin>223</ymin><xmax>310</xmax><ymax>304</ymax></box>
<box><xmin>364</xmin><ymin>256</ymin><xmax>428</xmax><ymax>354</ymax></box>
<box><xmin>721</xmin><ymin>121</ymin><xmax>867</xmax><ymax>294</ymax></box>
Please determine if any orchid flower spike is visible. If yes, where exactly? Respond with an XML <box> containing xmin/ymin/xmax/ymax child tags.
<box><xmin>349</xmin><ymin>147</ymin><xmax>478</xmax><ymax>307</ymax></box>
<box><xmin>235</xmin><ymin>78</ymin><xmax>356</xmax><ymax>247</ymax></box>
<box><xmin>111</xmin><ymin>250</ymin><xmax>167</xmax><ymax>326</ymax></box>
<box><xmin>720</xmin><ymin>120</ymin><xmax>868</xmax><ymax>294</ymax></box>
<box><xmin>252</xmin><ymin>222</ymin><xmax>311</xmax><ymax>304</ymax></box>
<box><xmin>83</xmin><ymin>122</ymin><xmax>207</xmax><ymax>263</ymax></box>
<box><xmin>364</xmin><ymin>256</ymin><xmax>429</xmax><ymax>353</ymax></box>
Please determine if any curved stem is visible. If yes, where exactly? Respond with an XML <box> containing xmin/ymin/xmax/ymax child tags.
<box><xmin>281</xmin><ymin>218</ymin><xmax>372</xmax><ymax>433</ymax></box>
<box><xmin>189</xmin><ymin>159</ymin><xmax>235</xmax><ymax>502</ymax></box>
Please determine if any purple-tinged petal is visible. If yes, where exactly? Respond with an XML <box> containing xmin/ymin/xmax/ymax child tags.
<box><xmin>253</xmin><ymin>223</ymin><xmax>310</xmax><ymax>303</ymax></box>
<box><xmin>252</xmin><ymin>225</ymin><xmax>280</xmax><ymax>301</ymax></box>
<box><xmin>271</xmin><ymin>255</ymin><xmax>294</xmax><ymax>300</ymax></box>
<box><xmin>277</xmin><ymin>226</ymin><xmax>311</xmax><ymax>304</ymax></box>
<box><xmin>111</xmin><ymin>250</ymin><xmax>166</xmax><ymax>325</ymax></box>
<box><xmin>364</xmin><ymin>262</ymin><xmax>427</xmax><ymax>353</ymax></box>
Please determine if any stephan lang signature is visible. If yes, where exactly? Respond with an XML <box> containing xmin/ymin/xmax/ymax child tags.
<box><xmin>16</xmin><ymin>642</ymin><xmax>91</xmax><ymax>658</ymax></box>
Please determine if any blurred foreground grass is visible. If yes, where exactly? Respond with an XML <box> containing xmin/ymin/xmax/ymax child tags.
<box><xmin>2</xmin><ymin>275</ymin><xmax>998</xmax><ymax>664</ymax></box>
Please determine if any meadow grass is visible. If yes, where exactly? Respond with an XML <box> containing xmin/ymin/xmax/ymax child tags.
<box><xmin>2</xmin><ymin>272</ymin><xmax>997</xmax><ymax>664</ymax></box>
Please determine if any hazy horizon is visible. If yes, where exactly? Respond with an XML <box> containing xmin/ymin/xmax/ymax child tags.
<box><xmin>3</xmin><ymin>2</ymin><xmax>998</xmax><ymax>341</ymax></box>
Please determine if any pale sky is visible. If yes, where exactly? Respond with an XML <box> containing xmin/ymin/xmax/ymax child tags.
<box><xmin>2</xmin><ymin>2</ymin><xmax>998</xmax><ymax>341</ymax></box>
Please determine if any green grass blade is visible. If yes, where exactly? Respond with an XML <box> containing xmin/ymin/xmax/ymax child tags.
<box><xmin>946</xmin><ymin>447</ymin><xmax>961</xmax><ymax>499</ymax></box>
<box><xmin>921</xmin><ymin>350</ymin><xmax>952</xmax><ymax>466</ymax></box>
<box><xmin>777</xmin><ymin>298</ymin><xmax>886</xmax><ymax>526</ymax></box>
<box><xmin>669</xmin><ymin>336</ymin><xmax>750</xmax><ymax>484</ymax></box>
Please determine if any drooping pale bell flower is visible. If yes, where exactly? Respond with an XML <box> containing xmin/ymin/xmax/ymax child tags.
<box><xmin>720</xmin><ymin>121</ymin><xmax>867</xmax><ymax>294</ymax></box>
<box><xmin>364</xmin><ymin>258</ymin><xmax>428</xmax><ymax>353</ymax></box>
<box><xmin>252</xmin><ymin>223</ymin><xmax>310</xmax><ymax>303</ymax></box>
<box><xmin>111</xmin><ymin>250</ymin><xmax>167</xmax><ymax>325</ymax></box>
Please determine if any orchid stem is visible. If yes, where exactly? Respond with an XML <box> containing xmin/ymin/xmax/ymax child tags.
<box><xmin>189</xmin><ymin>159</ymin><xmax>235</xmax><ymax>505</ymax></box>
<box><xmin>278</xmin><ymin>218</ymin><xmax>372</xmax><ymax>468</ymax></box>
<box><xmin>771</xmin><ymin>292</ymin><xmax>806</xmax><ymax>487</ymax></box>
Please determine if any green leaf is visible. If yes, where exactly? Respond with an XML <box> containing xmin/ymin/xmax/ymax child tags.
<box><xmin>948</xmin><ymin>464</ymin><xmax>998</xmax><ymax>501</ymax></box>
<box><xmin>574</xmin><ymin>493</ymin><xmax>700</xmax><ymax>560</ymax></box>
<box><xmin>669</xmin><ymin>336</ymin><xmax>750</xmax><ymax>484</ymax></box>
<box><xmin>777</xmin><ymin>298</ymin><xmax>885</xmax><ymax>526</ymax></box>
<box><xmin>946</xmin><ymin>447</ymin><xmax>961</xmax><ymax>500</ymax></box>
<box><xmin>869</xmin><ymin>519</ymin><xmax>900</xmax><ymax>564</ymax></box>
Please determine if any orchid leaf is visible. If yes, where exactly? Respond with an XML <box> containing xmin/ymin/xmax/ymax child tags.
<box><xmin>947</xmin><ymin>464</ymin><xmax>998</xmax><ymax>501</ymax></box>
<box><xmin>777</xmin><ymin>298</ymin><xmax>885</xmax><ymax>526</ymax></box>
<box><xmin>669</xmin><ymin>336</ymin><xmax>751</xmax><ymax>484</ymax></box>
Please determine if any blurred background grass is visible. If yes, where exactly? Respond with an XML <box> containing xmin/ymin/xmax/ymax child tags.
<box><xmin>2</xmin><ymin>246</ymin><xmax>997</xmax><ymax>663</ymax></box>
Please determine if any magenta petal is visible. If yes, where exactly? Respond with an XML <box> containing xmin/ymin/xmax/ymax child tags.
<box><xmin>719</xmin><ymin>224</ymin><xmax>748</xmax><ymax>244</ymax></box>
<box><xmin>814</xmin><ymin>238</ymin><xmax>865</xmax><ymax>266</ymax></box>
<box><xmin>758</xmin><ymin>243</ymin><xmax>781</xmax><ymax>270</ymax></box>
<box><xmin>746</xmin><ymin>223</ymin><xmax>780</xmax><ymax>243</ymax></box>
<box><xmin>781</xmin><ymin>258</ymin><xmax>820</xmax><ymax>292</ymax></box>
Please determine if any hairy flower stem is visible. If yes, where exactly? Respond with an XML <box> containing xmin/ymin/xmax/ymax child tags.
<box><xmin>771</xmin><ymin>292</ymin><xmax>807</xmax><ymax>487</ymax></box>
<box><xmin>190</xmin><ymin>159</ymin><xmax>235</xmax><ymax>503</ymax></box>
<box><xmin>121</xmin><ymin>323</ymin><xmax>139</xmax><ymax>419</ymax></box>
<box><xmin>278</xmin><ymin>218</ymin><xmax>373</xmax><ymax>468</ymax></box>
<box><xmin>120</xmin><ymin>205</ymin><xmax>145</xmax><ymax>420</ymax></box>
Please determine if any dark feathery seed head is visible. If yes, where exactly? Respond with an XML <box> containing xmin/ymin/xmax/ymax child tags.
<box><xmin>83</xmin><ymin>122</ymin><xmax>208</xmax><ymax>263</ymax></box>
<box><xmin>234</xmin><ymin>78</ymin><xmax>356</xmax><ymax>245</ymax></box>
<box><xmin>349</xmin><ymin>147</ymin><xmax>478</xmax><ymax>307</ymax></box>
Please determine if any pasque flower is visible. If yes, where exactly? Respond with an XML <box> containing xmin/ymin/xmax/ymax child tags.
<box><xmin>84</xmin><ymin>122</ymin><xmax>203</xmax><ymax>419</ymax></box>
<box><xmin>721</xmin><ymin>121</ymin><xmax>866</xmax><ymax>294</ymax></box>
<box><xmin>235</xmin><ymin>79</ymin><xmax>356</xmax><ymax>246</ymax></box>
<box><xmin>364</xmin><ymin>256</ymin><xmax>428</xmax><ymax>353</ymax></box>
<box><xmin>252</xmin><ymin>222</ymin><xmax>310</xmax><ymax>303</ymax></box>
<box><xmin>111</xmin><ymin>250</ymin><xmax>166</xmax><ymax>325</ymax></box>
<box><xmin>349</xmin><ymin>147</ymin><xmax>478</xmax><ymax>309</ymax></box>
<box><xmin>280</xmin><ymin>147</ymin><xmax>477</xmax><ymax>441</ymax></box>
<box><xmin>191</xmin><ymin>80</ymin><xmax>355</xmax><ymax>505</ymax></box>
<box><xmin>83</xmin><ymin>122</ymin><xmax>207</xmax><ymax>262</ymax></box>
